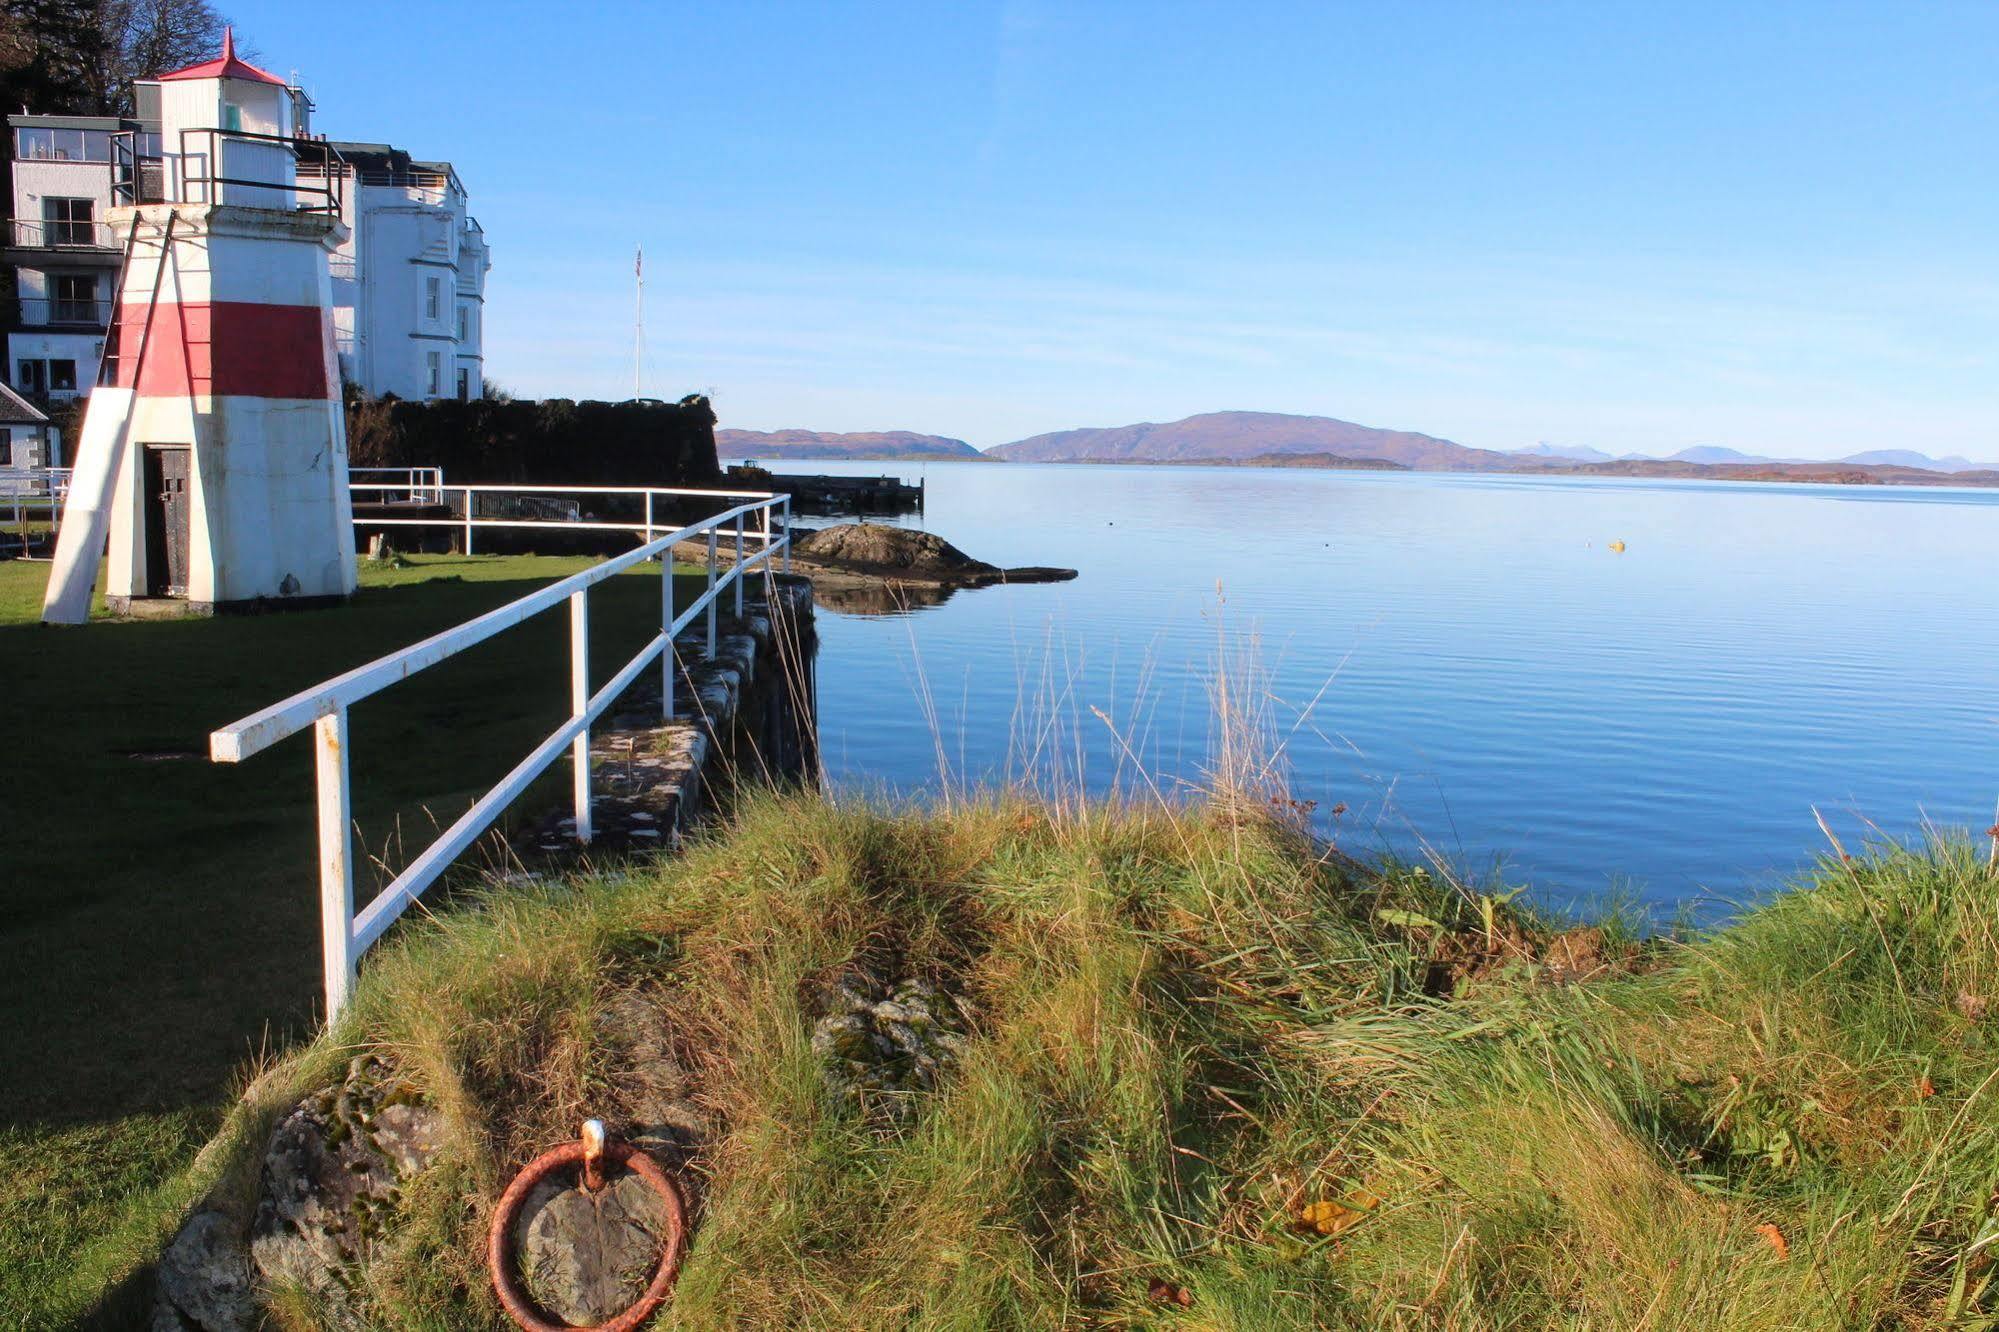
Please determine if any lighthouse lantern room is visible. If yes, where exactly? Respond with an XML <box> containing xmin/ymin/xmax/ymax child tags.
<box><xmin>42</xmin><ymin>32</ymin><xmax>356</xmax><ymax>621</ymax></box>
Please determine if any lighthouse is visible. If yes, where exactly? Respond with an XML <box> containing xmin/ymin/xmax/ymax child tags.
<box><xmin>42</xmin><ymin>32</ymin><xmax>356</xmax><ymax>621</ymax></box>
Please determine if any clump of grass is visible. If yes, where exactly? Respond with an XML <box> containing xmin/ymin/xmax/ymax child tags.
<box><xmin>127</xmin><ymin>784</ymin><xmax>1999</xmax><ymax>1330</ymax></box>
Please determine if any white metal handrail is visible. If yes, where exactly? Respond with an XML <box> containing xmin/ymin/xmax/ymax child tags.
<box><xmin>349</xmin><ymin>466</ymin><xmax>444</xmax><ymax>505</ymax></box>
<box><xmin>349</xmin><ymin>481</ymin><xmax>785</xmax><ymax>552</ymax></box>
<box><xmin>2</xmin><ymin>467</ymin><xmax>71</xmax><ymax>533</ymax></box>
<box><xmin>210</xmin><ymin>491</ymin><xmax>793</xmax><ymax>1021</ymax></box>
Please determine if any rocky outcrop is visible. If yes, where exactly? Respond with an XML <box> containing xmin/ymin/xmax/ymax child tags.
<box><xmin>248</xmin><ymin>1058</ymin><xmax>446</xmax><ymax>1323</ymax></box>
<box><xmin>811</xmin><ymin>975</ymin><xmax>972</xmax><ymax>1124</ymax></box>
<box><xmin>152</xmin><ymin>1057</ymin><xmax>445</xmax><ymax>1331</ymax></box>
<box><xmin>680</xmin><ymin>524</ymin><xmax>1075</xmax><ymax>593</ymax></box>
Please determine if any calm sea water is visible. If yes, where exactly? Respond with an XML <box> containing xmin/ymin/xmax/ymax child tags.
<box><xmin>740</xmin><ymin>458</ymin><xmax>1999</xmax><ymax>918</ymax></box>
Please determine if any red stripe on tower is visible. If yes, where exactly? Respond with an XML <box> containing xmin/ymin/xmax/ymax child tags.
<box><xmin>112</xmin><ymin>302</ymin><xmax>332</xmax><ymax>400</ymax></box>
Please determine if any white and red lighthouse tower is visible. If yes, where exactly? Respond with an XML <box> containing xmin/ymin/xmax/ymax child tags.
<box><xmin>43</xmin><ymin>32</ymin><xmax>356</xmax><ymax>621</ymax></box>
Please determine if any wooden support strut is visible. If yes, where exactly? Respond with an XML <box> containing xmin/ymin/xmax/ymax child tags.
<box><xmin>41</xmin><ymin>213</ymin><xmax>181</xmax><ymax>623</ymax></box>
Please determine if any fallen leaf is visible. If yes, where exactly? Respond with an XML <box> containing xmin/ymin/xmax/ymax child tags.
<box><xmin>1147</xmin><ymin>1277</ymin><xmax>1194</xmax><ymax>1307</ymax></box>
<box><xmin>1918</xmin><ymin>1075</ymin><xmax>1937</xmax><ymax>1099</ymax></box>
<box><xmin>1298</xmin><ymin>1187</ymin><xmax>1381</xmax><ymax>1236</ymax></box>
<box><xmin>1755</xmin><ymin>1222</ymin><xmax>1790</xmax><ymax>1258</ymax></box>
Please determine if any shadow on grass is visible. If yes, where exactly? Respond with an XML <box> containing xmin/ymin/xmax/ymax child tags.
<box><xmin>0</xmin><ymin>560</ymin><xmax>706</xmax><ymax>1133</ymax></box>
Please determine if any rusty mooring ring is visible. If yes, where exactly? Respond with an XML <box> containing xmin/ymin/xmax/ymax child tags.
<box><xmin>487</xmin><ymin>1121</ymin><xmax>689</xmax><ymax>1332</ymax></box>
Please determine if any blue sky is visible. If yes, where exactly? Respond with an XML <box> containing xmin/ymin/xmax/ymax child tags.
<box><xmin>234</xmin><ymin>1</ymin><xmax>1998</xmax><ymax>457</ymax></box>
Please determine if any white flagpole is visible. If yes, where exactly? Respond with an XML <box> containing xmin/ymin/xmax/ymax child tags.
<box><xmin>634</xmin><ymin>244</ymin><xmax>644</xmax><ymax>400</ymax></box>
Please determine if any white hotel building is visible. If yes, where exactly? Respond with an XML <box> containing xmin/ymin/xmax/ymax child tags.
<box><xmin>3</xmin><ymin>72</ymin><xmax>490</xmax><ymax>460</ymax></box>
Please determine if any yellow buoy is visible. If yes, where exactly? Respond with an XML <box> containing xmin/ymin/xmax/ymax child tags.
<box><xmin>1609</xmin><ymin>540</ymin><xmax>1626</xmax><ymax>553</ymax></box>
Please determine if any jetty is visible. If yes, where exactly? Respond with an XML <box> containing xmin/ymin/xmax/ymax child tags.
<box><xmin>726</xmin><ymin>463</ymin><xmax>923</xmax><ymax>516</ymax></box>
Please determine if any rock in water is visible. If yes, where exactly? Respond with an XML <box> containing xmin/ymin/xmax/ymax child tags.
<box><xmin>792</xmin><ymin>523</ymin><xmax>993</xmax><ymax>575</ymax></box>
<box><xmin>518</xmin><ymin>1173</ymin><xmax>678</xmax><ymax>1324</ymax></box>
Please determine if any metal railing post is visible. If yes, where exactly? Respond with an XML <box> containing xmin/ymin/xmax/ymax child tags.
<box><xmin>705</xmin><ymin>529</ymin><xmax>718</xmax><ymax>657</ymax></box>
<box><xmin>661</xmin><ymin>556</ymin><xmax>675</xmax><ymax>722</ymax></box>
<box><xmin>782</xmin><ymin>497</ymin><xmax>792</xmax><ymax>574</ymax></box>
<box><xmin>315</xmin><ymin>708</ymin><xmax>356</xmax><ymax>1020</ymax></box>
<box><xmin>570</xmin><ymin>589</ymin><xmax>592</xmax><ymax>843</ymax></box>
<box><xmin>734</xmin><ymin>514</ymin><xmax>745</xmax><ymax>616</ymax></box>
<box><xmin>644</xmin><ymin>491</ymin><xmax>654</xmax><ymax>548</ymax></box>
<box><xmin>463</xmin><ymin>488</ymin><xmax>474</xmax><ymax>556</ymax></box>
<box><xmin>760</xmin><ymin>501</ymin><xmax>773</xmax><ymax>598</ymax></box>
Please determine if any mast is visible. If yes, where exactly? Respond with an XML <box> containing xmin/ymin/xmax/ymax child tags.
<box><xmin>634</xmin><ymin>243</ymin><xmax>644</xmax><ymax>400</ymax></box>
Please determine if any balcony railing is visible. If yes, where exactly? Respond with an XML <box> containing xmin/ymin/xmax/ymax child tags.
<box><xmin>109</xmin><ymin>131</ymin><xmax>168</xmax><ymax>206</ymax></box>
<box><xmin>173</xmin><ymin>128</ymin><xmax>345</xmax><ymax>214</ymax></box>
<box><xmin>9</xmin><ymin>218</ymin><xmax>119</xmax><ymax>250</ymax></box>
<box><xmin>15</xmin><ymin>297</ymin><xmax>113</xmax><ymax>328</ymax></box>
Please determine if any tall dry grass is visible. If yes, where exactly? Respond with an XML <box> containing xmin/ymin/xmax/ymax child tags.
<box><xmin>97</xmin><ymin>599</ymin><xmax>1999</xmax><ymax>1329</ymax></box>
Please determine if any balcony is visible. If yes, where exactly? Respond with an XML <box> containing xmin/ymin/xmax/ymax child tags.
<box><xmin>170</xmin><ymin>129</ymin><xmax>345</xmax><ymax>214</ymax></box>
<box><xmin>9</xmin><ymin>218</ymin><xmax>119</xmax><ymax>251</ymax></box>
<box><xmin>15</xmin><ymin>297</ymin><xmax>114</xmax><ymax>328</ymax></box>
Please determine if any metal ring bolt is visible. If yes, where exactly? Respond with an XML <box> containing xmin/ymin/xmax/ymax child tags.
<box><xmin>487</xmin><ymin>1121</ymin><xmax>689</xmax><ymax>1332</ymax></box>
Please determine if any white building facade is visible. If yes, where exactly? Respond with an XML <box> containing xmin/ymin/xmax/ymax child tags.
<box><xmin>4</xmin><ymin>77</ymin><xmax>490</xmax><ymax>429</ymax></box>
<box><xmin>321</xmin><ymin>144</ymin><xmax>489</xmax><ymax>400</ymax></box>
<box><xmin>3</xmin><ymin>114</ymin><xmax>143</xmax><ymax>421</ymax></box>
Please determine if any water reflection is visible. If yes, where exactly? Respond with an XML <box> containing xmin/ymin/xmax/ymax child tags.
<box><xmin>813</xmin><ymin>580</ymin><xmax>962</xmax><ymax>617</ymax></box>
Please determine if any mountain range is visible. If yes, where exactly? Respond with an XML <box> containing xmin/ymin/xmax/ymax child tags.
<box><xmin>717</xmin><ymin>414</ymin><xmax>1995</xmax><ymax>484</ymax></box>
<box><xmin>1517</xmin><ymin>441</ymin><xmax>1990</xmax><ymax>472</ymax></box>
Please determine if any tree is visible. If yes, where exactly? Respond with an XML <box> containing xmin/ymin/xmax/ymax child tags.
<box><xmin>95</xmin><ymin>0</ymin><xmax>228</xmax><ymax>113</ymax></box>
<box><xmin>0</xmin><ymin>0</ymin><xmax>111</xmax><ymax>113</ymax></box>
<box><xmin>0</xmin><ymin>0</ymin><xmax>233</xmax><ymax>115</ymax></box>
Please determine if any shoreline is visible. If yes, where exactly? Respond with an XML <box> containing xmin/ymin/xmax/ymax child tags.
<box><xmin>724</xmin><ymin>453</ymin><xmax>1999</xmax><ymax>495</ymax></box>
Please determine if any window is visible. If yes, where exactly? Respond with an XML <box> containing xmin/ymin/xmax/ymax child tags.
<box><xmin>426</xmin><ymin>351</ymin><xmax>441</xmax><ymax>397</ymax></box>
<box><xmin>13</xmin><ymin>359</ymin><xmax>77</xmax><ymax>393</ymax></box>
<box><xmin>222</xmin><ymin>103</ymin><xmax>242</xmax><ymax>132</ymax></box>
<box><xmin>456</xmin><ymin>367</ymin><xmax>470</xmax><ymax>401</ymax></box>
<box><xmin>14</xmin><ymin>127</ymin><xmax>112</xmax><ymax>161</ymax></box>
<box><xmin>425</xmin><ymin>277</ymin><xmax>441</xmax><ymax>321</ymax></box>
<box><xmin>52</xmin><ymin>274</ymin><xmax>97</xmax><ymax>323</ymax></box>
<box><xmin>456</xmin><ymin>306</ymin><xmax>468</xmax><ymax>341</ymax></box>
<box><xmin>42</xmin><ymin>197</ymin><xmax>96</xmax><ymax>247</ymax></box>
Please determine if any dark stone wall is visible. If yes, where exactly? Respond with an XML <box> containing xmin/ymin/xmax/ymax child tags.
<box><xmin>43</xmin><ymin>394</ymin><xmax>723</xmax><ymax>489</ymax></box>
<box><xmin>345</xmin><ymin>394</ymin><xmax>723</xmax><ymax>487</ymax></box>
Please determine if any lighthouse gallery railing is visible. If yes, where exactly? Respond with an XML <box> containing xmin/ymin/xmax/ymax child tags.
<box><xmin>208</xmin><ymin>490</ymin><xmax>791</xmax><ymax>1021</ymax></box>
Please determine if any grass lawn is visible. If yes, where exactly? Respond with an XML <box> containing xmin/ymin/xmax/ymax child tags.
<box><xmin>0</xmin><ymin>553</ymin><xmax>713</xmax><ymax>1326</ymax></box>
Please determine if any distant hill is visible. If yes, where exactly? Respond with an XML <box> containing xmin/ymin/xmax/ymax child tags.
<box><xmin>1082</xmin><ymin>451</ymin><xmax>1409</xmax><ymax>471</ymax></box>
<box><xmin>1666</xmin><ymin>445</ymin><xmax>1784</xmax><ymax>465</ymax></box>
<box><xmin>1837</xmin><ymin>449</ymin><xmax>1985</xmax><ymax>472</ymax></box>
<box><xmin>1561</xmin><ymin>458</ymin><xmax>1999</xmax><ymax>487</ymax></box>
<box><xmin>1211</xmin><ymin>452</ymin><xmax>1409</xmax><ymax>471</ymax></box>
<box><xmin>1512</xmin><ymin>442</ymin><xmax>1616</xmax><ymax>463</ymax></box>
<box><xmin>716</xmin><ymin>429</ymin><xmax>986</xmax><ymax>461</ymax></box>
<box><xmin>988</xmin><ymin>411</ymin><xmax>1498</xmax><ymax>469</ymax></box>
<box><xmin>1654</xmin><ymin>445</ymin><xmax>1991</xmax><ymax>472</ymax></box>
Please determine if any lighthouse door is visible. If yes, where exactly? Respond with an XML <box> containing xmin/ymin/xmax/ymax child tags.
<box><xmin>142</xmin><ymin>445</ymin><xmax>192</xmax><ymax>598</ymax></box>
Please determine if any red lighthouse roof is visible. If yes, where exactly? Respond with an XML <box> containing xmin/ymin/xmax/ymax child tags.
<box><xmin>157</xmin><ymin>28</ymin><xmax>286</xmax><ymax>86</ymax></box>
